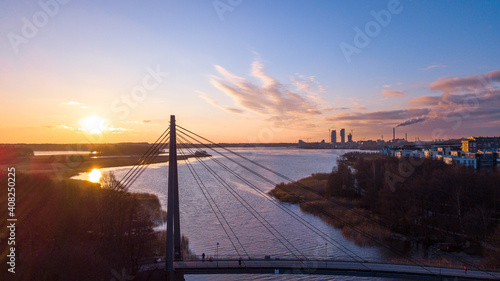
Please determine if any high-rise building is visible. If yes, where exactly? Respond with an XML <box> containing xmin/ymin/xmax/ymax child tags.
<box><xmin>331</xmin><ymin>130</ymin><xmax>336</xmax><ymax>144</ymax></box>
<box><xmin>347</xmin><ymin>133</ymin><xmax>353</xmax><ymax>143</ymax></box>
<box><xmin>340</xmin><ymin>129</ymin><xmax>345</xmax><ymax>144</ymax></box>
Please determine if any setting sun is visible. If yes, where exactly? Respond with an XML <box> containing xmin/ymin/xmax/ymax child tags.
<box><xmin>88</xmin><ymin>168</ymin><xmax>102</xmax><ymax>183</ymax></box>
<box><xmin>79</xmin><ymin>115</ymin><xmax>107</xmax><ymax>135</ymax></box>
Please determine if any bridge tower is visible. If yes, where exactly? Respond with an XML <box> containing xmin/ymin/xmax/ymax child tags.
<box><xmin>166</xmin><ymin>115</ymin><xmax>184</xmax><ymax>281</ymax></box>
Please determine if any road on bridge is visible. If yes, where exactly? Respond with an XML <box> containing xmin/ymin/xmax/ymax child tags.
<box><xmin>139</xmin><ymin>259</ymin><xmax>500</xmax><ymax>280</ymax></box>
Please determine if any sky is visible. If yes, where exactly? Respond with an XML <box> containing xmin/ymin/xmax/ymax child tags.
<box><xmin>1</xmin><ymin>0</ymin><xmax>499</xmax><ymax>144</ymax></box>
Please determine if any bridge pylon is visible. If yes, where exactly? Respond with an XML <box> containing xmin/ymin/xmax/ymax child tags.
<box><xmin>165</xmin><ymin>115</ymin><xmax>184</xmax><ymax>281</ymax></box>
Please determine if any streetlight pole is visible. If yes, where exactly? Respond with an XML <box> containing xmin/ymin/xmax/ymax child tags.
<box><xmin>217</xmin><ymin>242</ymin><xmax>219</xmax><ymax>268</ymax></box>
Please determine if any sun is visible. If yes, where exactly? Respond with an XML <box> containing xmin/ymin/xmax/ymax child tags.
<box><xmin>88</xmin><ymin>168</ymin><xmax>102</xmax><ymax>183</ymax></box>
<box><xmin>79</xmin><ymin>115</ymin><xmax>107</xmax><ymax>134</ymax></box>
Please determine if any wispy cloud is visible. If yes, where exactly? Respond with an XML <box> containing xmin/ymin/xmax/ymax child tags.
<box><xmin>325</xmin><ymin>107</ymin><xmax>350</xmax><ymax>111</ymax></box>
<box><xmin>419</xmin><ymin>65</ymin><xmax>448</xmax><ymax>71</ymax></box>
<box><xmin>199</xmin><ymin>92</ymin><xmax>244</xmax><ymax>114</ymax></box>
<box><xmin>408</xmin><ymin>96</ymin><xmax>441</xmax><ymax>107</ymax></box>
<box><xmin>429</xmin><ymin>70</ymin><xmax>500</xmax><ymax>94</ymax></box>
<box><xmin>43</xmin><ymin>124</ymin><xmax>75</xmax><ymax>130</ymax></box>
<box><xmin>365</xmin><ymin>70</ymin><xmax>500</xmax><ymax>129</ymax></box>
<box><xmin>61</xmin><ymin>101</ymin><xmax>80</xmax><ymax>105</ymax></box>
<box><xmin>381</xmin><ymin>90</ymin><xmax>405</xmax><ymax>97</ymax></box>
<box><xmin>402</xmin><ymin>69</ymin><xmax>500</xmax><ymax>127</ymax></box>
<box><xmin>123</xmin><ymin>120</ymin><xmax>155</xmax><ymax>124</ymax></box>
<box><xmin>204</xmin><ymin>60</ymin><xmax>326</xmax><ymax>126</ymax></box>
<box><xmin>324</xmin><ymin>108</ymin><xmax>430</xmax><ymax>122</ymax></box>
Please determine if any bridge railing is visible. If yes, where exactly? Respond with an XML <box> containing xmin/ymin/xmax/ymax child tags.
<box><xmin>139</xmin><ymin>254</ymin><xmax>500</xmax><ymax>273</ymax></box>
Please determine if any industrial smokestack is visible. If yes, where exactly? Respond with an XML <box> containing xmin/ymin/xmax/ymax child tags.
<box><xmin>393</xmin><ymin>127</ymin><xmax>395</xmax><ymax>142</ymax></box>
<box><xmin>405</xmin><ymin>133</ymin><xmax>407</xmax><ymax>141</ymax></box>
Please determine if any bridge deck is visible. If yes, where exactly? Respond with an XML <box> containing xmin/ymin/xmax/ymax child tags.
<box><xmin>139</xmin><ymin>259</ymin><xmax>500</xmax><ymax>280</ymax></box>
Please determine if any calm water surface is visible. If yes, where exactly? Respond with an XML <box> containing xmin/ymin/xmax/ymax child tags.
<box><xmin>75</xmin><ymin>147</ymin><xmax>387</xmax><ymax>280</ymax></box>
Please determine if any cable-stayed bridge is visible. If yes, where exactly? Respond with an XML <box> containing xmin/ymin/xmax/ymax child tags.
<box><xmin>116</xmin><ymin>116</ymin><xmax>500</xmax><ymax>281</ymax></box>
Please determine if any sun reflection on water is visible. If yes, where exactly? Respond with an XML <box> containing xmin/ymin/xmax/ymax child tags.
<box><xmin>88</xmin><ymin>168</ymin><xmax>102</xmax><ymax>183</ymax></box>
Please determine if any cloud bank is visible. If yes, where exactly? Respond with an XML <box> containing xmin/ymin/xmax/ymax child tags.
<box><xmin>326</xmin><ymin>69</ymin><xmax>500</xmax><ymax>130</ymax></box>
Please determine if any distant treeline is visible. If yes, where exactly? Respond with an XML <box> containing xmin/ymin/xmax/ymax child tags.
<box><xmin>90</xmin><ymin>143</ymin><xmax>162</xmax><ymax>156</ymax></box>
<box><xmin>1</xmin><ymin>142</ymin><xmax>297</xmax><ymax>155</ymax></box>
<box><xmin>0</xmin><ymin>172</ymin><xmax>167</xmax><ymax>281</ymax></box>
<box><xmin>0</xmin><ymin>145</ymin><xmax>33</xmax><ymax>163</ymax></box>
<box><xmin>329</xmin><ymin>152</ymin><xmax>500</xmax><ymax>242</ymax></box>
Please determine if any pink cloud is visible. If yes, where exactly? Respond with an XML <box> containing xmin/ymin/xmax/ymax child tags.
<box><xmin>408</xmin><ymin>96</ymin><xmax>441</xmax><ymax>107</ymax></box>
<box><xmin>429</xmin><ymin>70</ymin><xmax>500</xmax><ymax>94</ymax></box>
<box><xmin>204</xmin><ymin>60</ymin><xmax>325</xmax><ymax>127</ymax></box>
<box><xmin>381</xmin><ymin>90</ymin><xmax>405</xmax><ymax>97</ymax></box>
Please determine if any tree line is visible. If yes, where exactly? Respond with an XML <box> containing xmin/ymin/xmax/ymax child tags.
<box><xmin>326</xmin><ymin>152</ymin><xmax>500</xmax><ymax>245</ymax></box>
<box><xmin>0</xmin><ymin>172</ymin><xmax>166</xmax><ymax>280</ymax></box>
<box><xmin>0</xmin><ymin>146</ymin><xmax>34</xmax><ymax>163</ymax></box>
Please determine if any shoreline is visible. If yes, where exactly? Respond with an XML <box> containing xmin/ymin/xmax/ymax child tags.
<box><xmin>0</xmin><ymin>154</ymin><xmax>198</xmax><ymax>178</ymax></box>
<box><xmin>269</xmin><ymin>173</ymin><xmax>395</xmax><ymax>246</ymax></box>
<box><xmin>268</xmin><ymin>173</ymin><xmax>491</xmax><ymax>268</ymax></box>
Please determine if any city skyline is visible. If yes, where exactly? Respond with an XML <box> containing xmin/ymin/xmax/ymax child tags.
<box><xmin>1</xmin><ymin>0</ymin><xmax>500</xmax><ymax>143</ymax></box>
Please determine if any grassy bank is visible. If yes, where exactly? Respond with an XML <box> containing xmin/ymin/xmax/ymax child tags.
<box><xmin>269</xmin><ymin>173</ymin><xmax>393</xmax><ymax>246</ymax></box>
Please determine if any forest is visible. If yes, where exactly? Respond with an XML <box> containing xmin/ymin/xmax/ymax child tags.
<box><xmin>0</xmin><ymin>146</ymin><xmax>34</xmax><ymax>163</ymax></box>
<box><xmin>330</xmin><ymin>152</ymin><xmax>500</xmax><ymax>242</ymax></box>
<box><xmin>271</xmin><ymin>152</ymin><xmax>500</xmax><ymax>265</ymax></box>
<box><xmin>0</xmin><ymin>172</ymin><xmax>167</xmax><ymax>281</ymax></box>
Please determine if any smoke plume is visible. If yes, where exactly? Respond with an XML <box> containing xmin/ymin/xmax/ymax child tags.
<box><xmin>396</xmin><ymin>116</ymin><xmax>426</xmax><ymax>127</ymax></box>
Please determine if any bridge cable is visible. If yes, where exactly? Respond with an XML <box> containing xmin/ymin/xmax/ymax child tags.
<box><xmin>180</xmin><ymin>127</ymin><xmax>500</xmax><ymax>280</ymax></box>
<box><xmin>176</xmin><ymin>125</ymin><xmax>443</xmax><ymax>277</ymax></box>
<box><xmin>117</xmin><ymin>130</ymin><xmax>169</xmax><ymax>190</ymax></box>
<box><xmin>177</xmin><ymin>134</ymin><xmax>310</xmax><ymax>265</ymax></box>
<box><xmin>178</xmin><ymin>128</ymin><xmax>500</xmax><ymax>280</ymax></box>
<box><xmin>177</xmin><ymin>124</ymin><xmax>395</xmax><ymax>231</ymax></box>
<box><xmin>177</xmin><ymin>130</ymin><xmax>372</xmax><ymax>270</ymax></box>
<box><xmin>204</xmin><ymin>154</ymin><xmax>368</xmax><ymax>263</ymax></box>
<box><xmin>115</xmin><ymin>126</ymin><xmax>169</xmax><ymax>189</ymax></box>
<box><xmin>177</xmin><ymin>135</ymin><xmax>306</xmax><ymax>261</ymax></box>
<box><xmin>177</xmin><ymin>142</ymin><xmax>249</xmax><ymax>260</ymax></box>
<box><xmin>116</xmin><ymin>127</ymin><xmax>170</xmax><ymax>191</ymax></box>
<box><xmin>118</xmin><ymin>135</ymin><xmax>170</xmax><ymax>193</ymax></box>
<box><xmin>176</xmin><ymin>131</ymin><xmax>365</xmax><ymax>260</ymax></box>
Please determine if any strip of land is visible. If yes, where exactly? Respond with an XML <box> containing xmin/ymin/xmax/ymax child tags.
<box><xmin>269</xmin><ymin>173</ymin><xmax>395</xmax><ymax>247</ymax></box>
<box><xmin>0</xmin><ymin>154</ymin><xmax>195</xmax><ymax>178</ymax></box>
